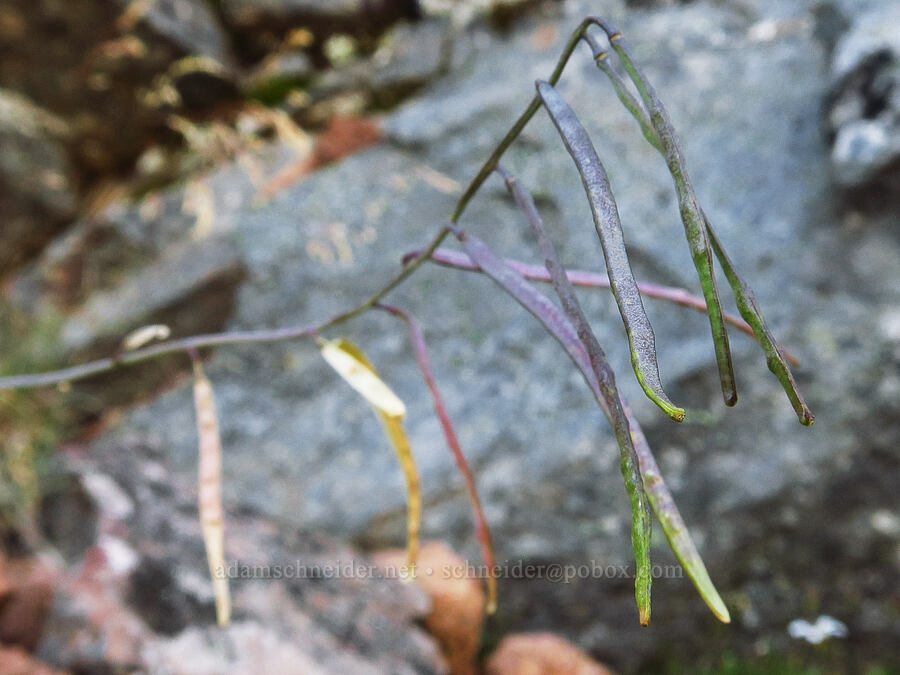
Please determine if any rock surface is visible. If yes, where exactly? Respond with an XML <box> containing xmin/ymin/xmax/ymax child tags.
<box><xmin>825</xmin><ymin>2</ymin><xmax>900</xmax><ymax>186</ymax></box>
<box><xmin>311</xmin><ymin>19</ymin><xmax>455</xmax><ymax>105</ymax></box>
<box><xmin>32</xmin><ymin>452</ymin><xmax>446</xmax><ymax>673</ymax></box>
<box><xmin>0</xmin><ymin>646</ymin><xmax>67</xmax><ymax>675</ymax></box>
<box><xmin>0</xmin><ymin>90</ymin><xmax>77</xmax><ymax>275</ymax></box>
<box><xmin>6</xmin><ymin>0</ymin><xmax>899</xmax><ymax>672</ymax></box>
<box><xmin>374</xmin><ymin>542</ymin><xmax>486</xmax><ymax>674</ymax></box>
<box><xmin>485</xmin><ymin>632</ymin><xmax>616</xmax><ymax>675</ymax></box>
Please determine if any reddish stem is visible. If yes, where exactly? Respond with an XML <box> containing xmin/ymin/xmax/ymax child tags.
<box><xmin>376</xmin><ymin>303</ymin><xmax>499</xmax><ymax>614</ymax></box>
<box><xmin>404</xmin><ymin>247</ymin><xmax>801</xmax><ymax>367</ymax></box>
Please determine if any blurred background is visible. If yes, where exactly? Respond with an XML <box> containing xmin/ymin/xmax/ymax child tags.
<box><xmin>0</xmin><ymin>0</ymin><xmax>898</xmax><ymax>673</ymax></box>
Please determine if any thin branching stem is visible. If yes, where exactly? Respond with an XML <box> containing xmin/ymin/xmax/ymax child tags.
<box><xmin>451</xmin><ymin>16</ymin><xmax>613</xmax><ymax>223</ymax></box>
<box><xmin>376</xmin><ymin>303</ymin><xmax>499</xmax><ymax>613</ymax></box>
<box><xmin>0</xmin><ymin>17</ymin><xmax>787</xmax><ymax>625</ymax></box>
<box><xmin>316</xmin><ymin>225</ymin><xmax>452</xmax><ymax>329</ymax></box>
<box><xmin>0</xmin><ymin>327</ymin><xmax>316</xmax><ymax>390</ymax></box>
<box><xmin>0</xmin><ymin>227</ymin><xmax>452</xmax><ymax>391</ymax></box>
<box><xmin>580</xmin><ymin>33</ymin><xmax>662</xmax><ymax>152</ymax></box>
<box><xmin>492</xmin><ymin>165</ymin><xmax>655</xmax><ymax>618</ymax></box>
<box><xmin>0</xmin><ymin>17</ymin><xmax>635</xmax><ymax>395</ymax></box>
<box><xmin>402</xmin><ymin>246</ymin><xmax>800</xmax><ymax>365</ymax></box>
<box><xmin>447</xmin><ymin>224</ymin><xmax>653</xmax><ymax>625</ymax></box>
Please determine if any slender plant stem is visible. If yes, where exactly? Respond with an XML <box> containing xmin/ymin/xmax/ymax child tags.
<box><xmin>376</xmin><ymin>303</ymin><xmax>499</xmax><ymax>613</ymax></box>
<box><xmin>0</xmin><ymin>227</ymin><xmax>452</xmax><ymax>391</ymax></box>
<box><xmin>581</xmin><ymin>33</ymin><xmax>662</xmax><ymax>152</ymax></box>
<box><xmin>0</xmin><ymin>16</ymin><xmax>789</xmax><ymax>626</ymax></box>
<box><xmin>450</xmin><ymin>16</ymin><xmax>611</xmax><ymax>223</ymax></box>
<box><xmin>317</xmin><ymin>225</ymin><xmax>451</xmax><ymax>330</ymax></box>
<box><xmin>0</xmin><ymin>16</ymin><xmax>612</xmax><ymax>392</ymax></box>
<box><xmin>403</xmin><ymin>247</ymin><xmax>800</xmax><ymax>366</ymax></box>
<box><xmin>0</xmin><ymin>327</ymin><xmax>316</xmax><ymax>390</ymax></box>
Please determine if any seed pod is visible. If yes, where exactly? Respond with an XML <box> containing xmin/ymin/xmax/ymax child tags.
<box><xmin>584</xmin><ymin>27</ymin><xmax>811</xmax><ymax>424</ymax></box>
<box><xmin>602</xmin><ymin>29</ymin><xmax>738</xmax><ymax>406</ymax></box>
<box><xmin>123</xmin><ymin>324</ymin><xmax>171</xmax><ymax>351</ymax></box>
<box><xmin>319</xmin><ymin>339</ymin><xmax>406</xmax><ymax>417</ymax></box>
<box><xmin>497</xmin><ymin>141</ymin><xmax>683</xmax><ymax>423</ymax></box>
<box><xmin>625</xmin><ymin>401</ymin><xmax>730</xmax><ymax>623</ymax></box>
<box><xmin>191</xmin><ymin>356</ymin><xmax>231</xmax><ymax>627</ymax></box>
<box><xmin>453</xmin><ymin>228</ymin><xmax>653</xmax><ymax>625</ymax></box>
<box><xmin>703</xmin><ymin>214</ymin><xmax>814</xmax><ymax>425</ymax></box>
<box><xmin>320</xmin><ymin>338</ymin><xmax>421</xmax><ymax>575</ymax></box>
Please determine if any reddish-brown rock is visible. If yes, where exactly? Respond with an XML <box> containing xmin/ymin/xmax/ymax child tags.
<box><xmin>0</xmin><ymin>556</ymin><xmax>58</xmax><ymax>651</ymax></box>
<box><xmin>0</xmin><ymin>646</ymin><xmax>68</xmax><ymax>675</ymax></box>
<box><xmin>374</xmin><ymin>541</ymin><xmax>485</xmax><ymax>675</ymax></box>
<box><xmin>485</xmin><ymin>632</ymin><xmax>617</xmax><ymax>675</ymax></box>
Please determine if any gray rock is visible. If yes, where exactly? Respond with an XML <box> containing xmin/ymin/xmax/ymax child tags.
<box><xmin>22</xmin><ymin>0</ymin><xmax>900</xmax><ymax>671</ymax></box>
<box><xmin>831</xmin><ymin>117</ymin><xmax>900</xmax><ymax>185</ymax></box>
<box><xmin>825</xmin><ymin>2</ymin><xmax>900</xmax><ymax>185</ymax></box>
<box><xmin>0</xmin><ymin>89</ymin><xmax>77</xmax><ymax>274</ymax></box>
<box><xmin>419</xmin><ymin>0</ymin><xmax>545</xmax><ymax>25</ymax></box>
<box><xmin>10</xmin><ymin>142</ymin><xmax>297</xmax><ymax>312</ymax></box>
<box><xmin>58</xmin><ymin>237</ymin><xmax>245</xmax><ymax>357</ymax></box>
<box><xmin>35</xmin><ymin>457</ymin><xmax>446</xmax><ymax>674</ymax></box>
<box><xmin>311</xmin><ymin>19</ymin><xmax>454</xmax><ymax>103</ymax></box>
